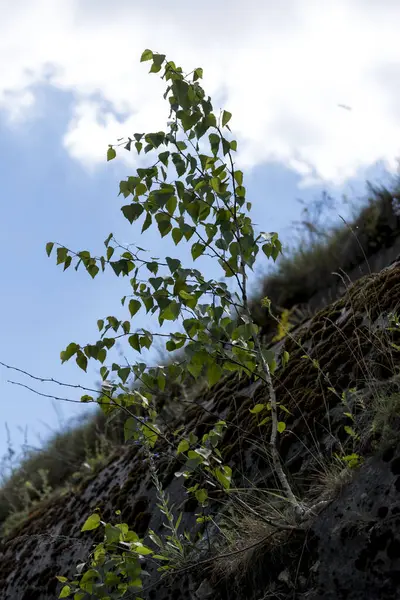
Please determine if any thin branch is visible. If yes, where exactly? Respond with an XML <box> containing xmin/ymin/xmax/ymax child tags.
<box><xmin>0</xmin><ymin>361</ymin><xmax>174</xmax><ymax>448</ymax></box>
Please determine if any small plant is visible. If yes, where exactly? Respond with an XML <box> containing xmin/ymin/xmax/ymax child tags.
<box><xmin>0</xmin><ymin>468</ymin><xmax>54</xmax><ymax>538</ymax></box>
<box><xmin>25</xmin><ymin>468</ymin><xmax>53</xmax><ymax>501</ymax></box>
<box><xmin>84</xmin><ymin>432</ymin><xmax>114</xmax><ymax>472</ymax></box>
<box><xmin>146</xmin><ymin>446</ymin><xmax>198</xmax><ymax>570</ymax></box>
<box><xmin>335</xmin><ymin>452</ymin><xmax>363</xmax><ymax>470</ymax></box>
<box><xmin>309</xmin><ymin>454</ymin><xmax>355</xmax><ymax>507</ymax></box>
<box><xmin>338</xmin><ymin>388</ymin><xmax>361</xmax><ymax>445</ymax></box>
<box><xmin>50</xmin><ymin>48</ymin><xmax>337</xmax><ymax>597</ymax></box>
<box><xmin>56</xmin><ymin>507</ymin><xmax>154</xmax><ymax>599</ymax></box>
<box><xmin>272</xmin><ymin>308</ymin><xmax>294</xmax><ymax>343</ymax></box>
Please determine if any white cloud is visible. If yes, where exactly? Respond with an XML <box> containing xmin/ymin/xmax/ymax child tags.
<box><xmin>1</xmin><ymin>0</ymin><xmax>400</xmax><ymax>185</ymax></box>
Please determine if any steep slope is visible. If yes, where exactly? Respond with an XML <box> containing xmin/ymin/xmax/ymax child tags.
<box><xmin>2</xmin><ymin>182</ymin><xmax>400</xmax><ymax>540</ymax></box>
<box><xmin>1</xmin><ymin>257</ymin><xmax>400</xmax><ymax>599</ymax></box>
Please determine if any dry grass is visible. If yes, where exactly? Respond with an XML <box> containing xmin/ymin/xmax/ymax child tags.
<box><xmin>210</xmin><ymin>496</ymin><xmax>295</xmax><ymax>582</ymax></box>
<box><xmin>249</xmin><ymin>181</ymin><xmax>400</xmax><ymax>334</ymax></box>
<box><xmin>307</xmin><ymin>456</ymin><xmax>355</xmax><ymax>506</ymax></box>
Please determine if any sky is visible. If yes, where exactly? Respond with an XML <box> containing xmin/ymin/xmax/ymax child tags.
<box><xmin>0</xmin><ymin>0</ymin><xmax>399</xmax><ymax>466</ymax></box>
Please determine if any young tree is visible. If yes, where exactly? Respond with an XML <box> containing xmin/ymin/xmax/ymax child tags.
<box><xmin>52</xmin><ymin>49</ymin><xmax>308</xmax><ymax>599</ymax></box>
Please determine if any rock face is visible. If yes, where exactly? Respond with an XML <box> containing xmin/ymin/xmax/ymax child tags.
<box><xmin>1</xmin><ymin>259</ymin><xmax>400</xmax><ymax>599</ymax></box>
<box><xmin>310</xmin><ymin>446</ymin><xmax>400</xmax><ymax>600</ymax></box>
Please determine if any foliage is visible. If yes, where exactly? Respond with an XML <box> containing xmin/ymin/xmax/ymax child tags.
<box><xmin>272</xmin><ymin>308</ymin><xmax>294</xmax><ymax>343</ymax></box>
<box><xmin>2</xmin><ymin>125</ymin><xmax>400</xmax><ymax>544</ymax></box>
<box><xmin>47</xmin><ymin>48</ymin><xmax>303</xmax><ymax>597</ymax></box>
<box><xmin>51</xmin><ymin>46</ymin><xmax>400</xmax><ymax>598</ymax></box>
<box><xmin>0</xmin><ymin>467</ymin><xmax>53</xmax><ymax>537</ymax></box>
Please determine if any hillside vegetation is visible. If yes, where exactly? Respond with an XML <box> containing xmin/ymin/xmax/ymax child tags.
<box><xmin>1</xmin><ymin>48</ymin><xmax>400</xmax><ymax>600</ymax></box>
<box><xmin>1</xmin><ymin>177</ymin><xmax>399</xmax><ymax>539</ymax></box>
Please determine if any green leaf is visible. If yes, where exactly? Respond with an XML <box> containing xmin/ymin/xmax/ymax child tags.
<box><xmin>76</xmin><ymin>351</ymin><xmax>88</xmax><ymax>372</ymax></box>
<box><xmin>157</xmin><ymin>371</ymin><xmax>166</xmax><ymax>391</ymax></box>
<box><xmin>249</xmin><ymin>404</ymin><xmax>265</xmax><ymax>414</ymax></box>
<box><xmin>195</xmin><ymin>488</ymin><xmax>208</xmax><ymax>504</ymax></box>
<box><xmin>128</xmin><ymin>334</ymin><xmax>141</xmax><ymax>353</ymax></box>
<box><xmin>142</xmin><ymin>212</ymin><xmax>152</xmax><ymax>233</ymax></box>
<box><xmin>122</xmin><ymin>320</ymin><xmax>131</xmax><ymax>334</ymax></box>
<box><xmin>140</xmin><ymin>333</ymin><xmax>153</xmax><ymax>350</ymax></box>
<box><xmin>80</xmin><ymin>395</ymin><xmax>93</xmax><ymax>403</ymax></box>
<box><xmin>222</xmin><ymin>110</ymin><xmax>232</xmax><ymax>127</ymax></box>
<box><xmin>178</xmin><ymin>290</ymin><xmax>194</xmax><ymax>301</ymax></box>
<box><xmin>121</xmin><ymin>203</ymin><xmax>144</xmax><ymax>224</ymax></box>
<box><xmin>87</xmin><ymin>263</ymin><xmax>99</xmax><ymax>279</ymax></box>
<box><xmin>208</xmin><ymin>133</ymin><xmax>220</xmax><ymax>156</ymax></box>
<box><xmin>187</xmin><ymin>361</ymin><xmax>203</xmax><ymax>379</ymax></box>
<box><xmin>133</xmin><ymin>544</ymin><xmax>153</xmax><ymax>556</ymax></box>
<box><xmin>150</xmin><ymin>62</ymin><xmax>162</xmax><ymax>74</ymax></box>
<box><xmin>140</xmin><ymin>49</ymin><xmax>153</xmax><ymax>62</ymax></box>
<box><xmin>166</xmin><ymin>257</ymin><xmax>181</xmax><ymax>273</ymax></box>
<box><xmin>210</xmin><ymin>178</ymin><xmax>220</xmax><ymax>193</ymax></box>
<box><xmin>161</xmin><ymin>301</ymin><xmax>180</xmax><ymax>321</ymax></box>
<box><xmin>177</xmin><ymin>440</ymin><xmax>189</xmax><ymax>454</ymax></box>
<box><xmin>234</xmin><ymin>170</ymin><xmax>243</xmax><ymax>186</ymax></box>
<box><xmin>278</xmin><ymin>404</ymin><xmax>292</xmax><ymax>416</ymax></box>
<box><xmin>222</xmin><ymin>138</ymin><xmax>230</xmax><ymax>156</ymax></box>
<box><xmin>146</xmin><ymin>262</ymin><xmax>158</xmax><ymax>276</ymax></box>
<box><xmin>149</xmin><ymin>277</ymin><xmax>163</xmax><ymax>290</ymax></box>
<box><xmin>97</xmin><ymin>319</ymin><xmax>104</xmax><ymax>332</ymax></box>
<box><xmin>129</xmin><ymin>300</ymin><xmax>141</xmax><ymax>318</ymax></box>
<box><xmin>107</xmin><ymin>147</ymin><xmax>116</xmax><ymax>161</ymax></box>
<box><xmin>46</xmin><ymin>242</ymin><xmax>54</xmax><ymax>257</ymax></box>
<box><xmin>191</xmin><ymin>242</ymin><xmax>205</xmax><ymax>260</ymax></box>
<box><xmin>344</xmin><ymin>425</ymin><xmax>357</xmax><ymax>438</ymax></box>
<box><xmin>143</xmin><ymin>295</ymin><xmax>154</xmax><ymax>314</ymax></box>
<box><xmin>153</xmin><ymin>554</ymin><xmax>170</xmax><ymax>561</ymax></box>
<box><xmin>193</xmin><ymin>67</ymin><xmax>203</xmax><ymax>81</ymax></box>
<box><xmin>172</xmin><ymin>79</ymin><xmax>191</xmax><ymax>110</ymax></box>
<box><xmin>119</xmin><ymin>367</ymin><xmax>131</xmax><ymax>384</ymax></box>
<box><xmin>172</xmin><ymin>228</ymin><xmax>183</xmax><ymax>245</ymax></box>
<box><xmin>282</xmin><ymin>350</ymin><xmax>290</xmax><ymax>368</ymax></box>
<box><xmin>166</xmin><ymin>340</ymin><xmax>176</xmax><ymax>352</ymax></box>
<box><xmin>277</xmin><ymin>421</ymin><xmax>286</xmax><ymax>433</ymax></box>
<box><xmin>158</xmin><ymin>151</ymin><xmax>170</xmax><ymax>166</ymax></box>
<box><xmin>166</xmin><ymin>195</ymin><xmax>177</xmax><ymax>215</ymax></box>
<box><xmin>172</xmin><ymin>153</ymin><xmax>186</xmax><ymax>177</ymax></box>
<box><xmin>104</xmin><ymin>232</ymin><xmax>113</xmax><ymax>247</ymax></box>
<box><xmin>105</xmin><ymin>523</ymin><xmax>122</xmax><ymax>545</ymax></box>
<box><xmin>60</xmin><ymin>342</ymin><xmax>79</xmax><ymax>363</ymax></box>
<box><xmin>124</xmin><ymin>417</ymin><xmax>137</xmax><ymax>442</ymax></box>
<box><xmin>103</xmin><ymin>337</ymin><xmax>115</xmax><ymax>350</ymax></box>
<box><xmin>214</xmin><ymin>465</ymin><xmax>232</xmax><ymax>490</ymax></box>
<box><xmin>142</xmin><ymin>423</ymin><xmax>159</xmax><ymax>448</ymax></box>
<box><xmin>56</xmin><ymin>247</ymin><xmax>68</xmax><ymax>265</ymax></box>
<box><xmin>59</xmin><ymin>585</ymin><xmax>71</xmax><ymax>598</ymax></box>
<box><xmin>207</xmin><ymin>363</ymin><xmax>222</xmax><ymax>386</ymax></box>
<box><xmin>157</xmin><ymin>217</ymin><xmax>172</xmax><ymax>237</ymax></box>
<box><xmin>81</xmin><ymin>513</ymin><xmax>101</xmax><ymax>532</ymax></box>
<box><xmin>136</xmin><ymin>182</ymin><xmax>147</xmax><ymax>196</ymax></box>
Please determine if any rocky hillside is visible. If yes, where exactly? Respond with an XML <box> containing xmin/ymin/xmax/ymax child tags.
<box><xmin>1</xmin><ymin>205</ymin><xmax>400</xmax><ymax>598</ymax></box>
